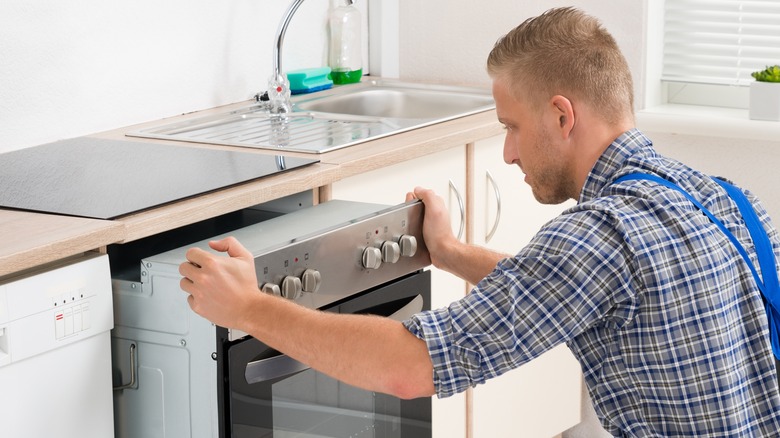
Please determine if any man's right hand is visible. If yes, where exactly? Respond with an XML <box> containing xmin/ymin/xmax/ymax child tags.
<box><xmin>406</xmin><ymin>187</ymin><xmax>459</xmax><ymax>272</ymax></box>
<box><xmin>406</xmin><ymin>186</ymin><xmax>510</xmax><ymax>285</ymax></box>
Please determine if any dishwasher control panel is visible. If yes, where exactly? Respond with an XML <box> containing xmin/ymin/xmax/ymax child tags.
<box><xmin>0</xmin><ymin>252</ymin><xmax>112</xmax><ymax>367</ymax></box>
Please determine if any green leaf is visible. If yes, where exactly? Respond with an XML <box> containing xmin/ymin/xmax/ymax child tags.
<box><xmin>752</xmin><ymin>65</ymin><xmax>780</xmax><ymax>83</ymax></box>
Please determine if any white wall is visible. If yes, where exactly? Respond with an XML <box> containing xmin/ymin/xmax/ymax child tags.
<box><xmin>0</xmin><ymin>0</ymin><xmax>333</xmax><ymax>153</ymax></box>
<box><xmin>1</xmin><ymin>0</ymin><xmax>646</xmax><ymax>155</ymax></box>
<box><xmin>398</xmin><ymin>0</ymin><xmax>647</xmax><ymax>110</ymax></box>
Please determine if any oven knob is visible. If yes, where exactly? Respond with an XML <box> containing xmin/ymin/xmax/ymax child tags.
<box><xmin>381</xmin><ymin>241</ymin><xmax>401</xmax><ymax>263</ymax></box>
<box><xmin>362</xmin><ymin>247</ymin><xmax>382</xmax><ymax>269</ymax></box>
<box><xmin>399</xmin><ymin>235</ymin><xmax>418</xmax><ymax>257</ymax></box>
<box><xmin>261</xmin><ymin>282</ymin><xmax>281</xmax><ymax>296</ymax></box>
<box><xmin>280</xmin><ymin>276</ymin><xmax>302</xmax><ymax>300</ymax></box>
<box><xmin>300</xmin><ymin>269</ymin><xmax>322</xmax><ymax>293</ymax></box>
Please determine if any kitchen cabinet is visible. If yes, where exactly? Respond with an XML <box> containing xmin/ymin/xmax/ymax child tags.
<box><xmin>470</xmin><ymin>135</ymin><xmax>581</xmax><ymax>437</ymax></box>
<box><xmin>332</xmin><ymin>137</ymin><xmax>583</xmax><ymax>437</ymax></box>
<box><xmin>330</xmin><ymin>146</ymin><xmax>469</xmax><ymax>309</ymax></box>
<box><xmin>331</xmin><ymin>146</ymin><xmax>469</xmax><ymax>438</ymax></box>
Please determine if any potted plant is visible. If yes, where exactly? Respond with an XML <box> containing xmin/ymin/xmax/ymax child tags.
<box><xmin>749</xmin><ymin>65</ymin><xmax>780</xmax><ymax>121</ymax></box>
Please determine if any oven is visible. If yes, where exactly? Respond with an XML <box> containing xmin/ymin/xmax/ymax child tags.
<box><xmin>110</xmin><ymin>198</ymin><xmax>432</xmax><ymax>438</ymax></box>
<box><xmin>220</xmin><ymin>270</ymin><xmax>430</xmax><ymax>437</ymax></box>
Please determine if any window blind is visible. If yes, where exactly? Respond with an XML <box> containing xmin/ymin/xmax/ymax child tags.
<box><xmin>663</xmin><ymin>0</ymin><xmax>780</xmax><ymax>86</ymax></box>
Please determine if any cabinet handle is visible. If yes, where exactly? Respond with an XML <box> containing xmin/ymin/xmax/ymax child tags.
<box><xmin>449</xmin><ymin>179</ymin><xmax>465</xmax><ymax>241</ymax></box>
<box><xmin>485</xmin><ymin>170</ymin><xmax>501</xmax><ymax>243</ymax></box>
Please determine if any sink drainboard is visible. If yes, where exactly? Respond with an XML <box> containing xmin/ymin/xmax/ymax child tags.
<box><xmin>127</xmin><ymin>104</ymin><xmax>402</xmax><ymax>154</ymax></box>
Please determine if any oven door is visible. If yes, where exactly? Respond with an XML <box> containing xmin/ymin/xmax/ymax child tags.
<box><xmin>218</xmin><ymin>270</ymin><xmax>432</xmax><ymax>438</ymax></box>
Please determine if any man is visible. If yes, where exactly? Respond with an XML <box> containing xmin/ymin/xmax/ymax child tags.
<box><xmin>179</xmin><ymin>7</ymin><xmax>780</xmax><ymax>436</ymax></box>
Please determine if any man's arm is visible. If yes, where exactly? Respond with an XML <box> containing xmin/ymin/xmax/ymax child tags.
<box><xmin>179</xmin><ymin>237</ymin><xmax>436</xmax><ymax>400</ymax></box>
<box><xmin>408</xmin><ymin>187</ymin><xmax>510</xmax><ymax>285</ymax></box>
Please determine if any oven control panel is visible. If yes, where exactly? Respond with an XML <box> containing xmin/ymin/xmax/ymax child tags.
<box><xmin>259</xmin><ymin>230</ymin><xmax>417</xmax><ymax>300</ymax></box>
<box><xmin>142</xmin><ymin>200</ymin><xmax>431</xmax><ymax>312</ymax></box>
<box><xmin>251</xmin><ymin>200</ymin><xmax>430</xmax><ymax>310</ymax></box>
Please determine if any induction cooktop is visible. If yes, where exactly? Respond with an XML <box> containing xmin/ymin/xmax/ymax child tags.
<box><xmin>0</xmin><ymin>137</ymin><xmax>318</xmax><ymax>219</ymax></box>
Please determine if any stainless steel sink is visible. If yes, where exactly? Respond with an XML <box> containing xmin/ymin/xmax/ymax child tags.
<box><xmin>294</xmin><ymin>80</ymin><xmax>495</xmax><ymax>120</ymax></box>
<box><xmin>126</xmin><ymin>79</ymin><xmax>495</xmax><ymax>154</ymax></box>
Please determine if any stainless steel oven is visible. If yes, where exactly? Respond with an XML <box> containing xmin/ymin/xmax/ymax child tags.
<box><xmin>111</xmin><ymin>199</ymin><xmax>432</xmax><ymax>438</ymax></box>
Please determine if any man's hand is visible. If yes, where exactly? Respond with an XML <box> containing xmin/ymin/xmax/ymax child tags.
<box><xmin>406</xmin><ymin>187</ymin><xmax>459</xmax><ymax>271</ymax></box>
<box><xmin>407</xmin><ymin>186</ymin><xmax>509</xmax><ymax>284</ymax></box>
<box><xmin>179</xmin><ymin>236</ymin><xmax>261</xmax><ymax>331</ymax></box>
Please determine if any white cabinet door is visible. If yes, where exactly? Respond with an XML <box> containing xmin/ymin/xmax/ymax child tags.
<box><xmin>331</xmin><ymin>146</ymin><xmax>469</xmax><ymax>438</ymax></box>
<box><xmin>470</xmin><ymin>136</ymin><xmax>582</xmax><ymax>437</ymax></box>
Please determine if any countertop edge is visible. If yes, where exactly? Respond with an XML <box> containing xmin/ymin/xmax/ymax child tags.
<box><xmin>0</xmin><ymin>211</ymin><xmax>125</xmax><ymax>279</ymax></box>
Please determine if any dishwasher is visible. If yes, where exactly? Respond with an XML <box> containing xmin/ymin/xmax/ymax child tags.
<box><xmin>0</xmin><ymin>252</ymin><xmax>115</xmax><ymax>438</ymax></box>
<box><xmin>109</xmin><ymin>197</ymin><xmax>433</xmax><ymax>438</ymax></box>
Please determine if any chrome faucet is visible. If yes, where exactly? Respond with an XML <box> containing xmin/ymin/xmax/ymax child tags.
<box><xmin>265</xmin><ymin>0</ymin><xmax>307</xmax><ymax>115</ymax></box>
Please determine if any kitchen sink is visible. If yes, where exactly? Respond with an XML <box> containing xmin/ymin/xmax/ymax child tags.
<box><xmin>126</xmin><ymin>79</ymin><xmax>495</xmax><ymax>154</ymax></box>
<box><xmin>294</xmin><ymin>80</ymin><xmax>495</xmax><ymax>120</ymax></box>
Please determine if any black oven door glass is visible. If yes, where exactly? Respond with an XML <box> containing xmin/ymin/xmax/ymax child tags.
<box><xmin>219</xmin><ymin>270</ymin><xmax>432</xmax><ymax>438</ymax></box>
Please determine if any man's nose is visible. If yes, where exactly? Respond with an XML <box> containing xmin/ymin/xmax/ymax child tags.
<box><xmin>503</xmin><ymin>135</ymin><xmax>516</xmax><ymax>165</ymax></box>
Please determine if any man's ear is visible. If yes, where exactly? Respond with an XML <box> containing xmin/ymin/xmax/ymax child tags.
<box><xmin>550</xmin><ymin>95</ymin><xmax>575</xmax><ymax>139</ymax></box>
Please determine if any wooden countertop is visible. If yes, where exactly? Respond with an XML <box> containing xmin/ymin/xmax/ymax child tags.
<box><xmin>1</xmin><ymin>101</ymin><xmax>502</xmax><ymax>278</ymax></box>
<box><xmin>0</xmin><ymin>210</ymin><xmax>124</xmax><ymax>278</ymax></box>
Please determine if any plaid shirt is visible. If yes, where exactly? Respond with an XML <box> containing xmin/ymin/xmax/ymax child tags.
<box><xmin>404</xmin><ymin>129</ymin><xmax>780</xmax><ymax>436</ymax></box>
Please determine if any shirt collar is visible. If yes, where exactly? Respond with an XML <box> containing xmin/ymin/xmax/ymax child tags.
<box><xmin>578</xmin><ymin>128</ymin><xmax>654</xmax><ymax>203</ymax></box>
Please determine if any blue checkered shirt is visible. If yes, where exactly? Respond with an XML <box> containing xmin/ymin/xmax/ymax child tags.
<box><xmin>404</xmin><ymin>129</ymin><xmax>780</xmax><ymax>436</ymax></box>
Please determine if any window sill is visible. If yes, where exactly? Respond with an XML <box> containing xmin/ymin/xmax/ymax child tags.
<box><xmin>637</xmin><ymin>104</ymin><xmax>780</xmax><ymax>142</ymax></box>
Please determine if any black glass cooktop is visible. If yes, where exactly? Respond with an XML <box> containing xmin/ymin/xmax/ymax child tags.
<box><xmin>0</xmin><ymin>137</ymin><xmax>318</xmax><ymax>219</ymax></box>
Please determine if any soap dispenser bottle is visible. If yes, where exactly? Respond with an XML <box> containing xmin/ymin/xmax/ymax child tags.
<box><xmin>329</xmin><ymin>0</ymin><xmax>362</xmax><ymax>84</ymax></box>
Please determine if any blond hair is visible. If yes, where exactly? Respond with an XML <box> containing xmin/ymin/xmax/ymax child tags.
<box><xmin>487</xmin><ymin>7</ymin><xmax>634</xmax><ymax>125</ymax></box>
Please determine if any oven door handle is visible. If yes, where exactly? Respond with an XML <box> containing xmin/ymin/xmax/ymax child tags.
<box><xmin>244</xmin><ymin>294</ymin><xmax>425</xmax><ymax>384</ymax></box>
<box><xmin>245</xmin><ymin>353</ymin><xmax>309</xmax><ymax>384</ymax></box>
<box><xmin>387</xmin><ymin>294</ymin><xmax>424</xmax><ymax>322</ymax></box>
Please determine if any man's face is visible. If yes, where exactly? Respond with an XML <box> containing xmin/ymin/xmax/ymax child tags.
<box><xmin>492</xmin><ymin>77</ymin><xmax>573</xmax><ymax>205</ymax></box>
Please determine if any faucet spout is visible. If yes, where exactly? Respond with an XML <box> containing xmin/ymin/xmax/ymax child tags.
<box><xmin>267</xmin><ymin>0</ymin><xmax>307</xmax><ymax>115</ymax></box>
<box><xmin>273</xmin><ymin>0</ymin><xmax>306</xmax><ymax>84</ymax></box>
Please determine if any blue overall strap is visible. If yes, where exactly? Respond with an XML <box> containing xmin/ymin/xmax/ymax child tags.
<box><xmin>713</xmin><ymin>178</ymin><xmax>780</xmax><ymax>360</ymax></box>
<box><xmin>613</xmin><ymin>172</ymin><xmax>780</xmax><ymax>360</ymax></box>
